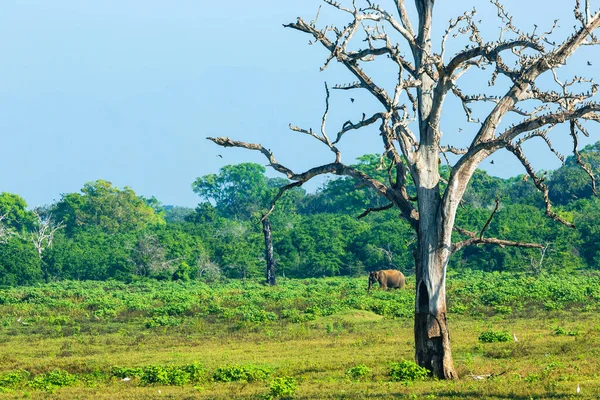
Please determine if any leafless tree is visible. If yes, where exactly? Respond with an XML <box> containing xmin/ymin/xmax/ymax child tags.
<box><xmin>31</xmin><ymin>208</ymin><xmax>64</xmax><ymax>283</ymax></box>
<box><xmin>0</xmin><ymin>213</ymin><xmax>16</xmax><ymax>244</ymax></box>
<box><xmin>129</xmin><ymin>232</ymin><xmax>180</xmax><ymax>277</ymax></box>
<box><xmin>262</xmin><ymin>216</ymin><xmax>276</xmax><ymax>286</ymax></box>
<box><xmin>209</xmin><ymin>0</ymin><xmax>600</xmax><ymax>378</ymax></box>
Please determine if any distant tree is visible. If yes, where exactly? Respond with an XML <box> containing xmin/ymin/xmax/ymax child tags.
<box><xmin>128</xmin><ymin>231</ymin><xmax>179</xmax><ymax>278</ymax></box>
<box><xmin>549</xmin><ymin>141</ymin><xmax>600</xmax><ymax>204</ymax></box>
<box><xmin>210</xmin><ymin>0</ymin><xmax>600</xmax><ymax>378</ymax></box>
<box><xmin>193</xmin><ymin>164</ymin><xmax>305</xmax><ymax>284</ymax></box>
<box><xmin>0</xmin><ymin>236</ymin><xmax>41</xmax><ymax>285</ymax></box>
<box><xmin>54</xmin><ymin>180</ymin><xmax>164</xmax><ymax>235</ymax></box>
<box><xmin>0</xmin><ymin>192</ymin><xmax>36</xmax><ymax>233</ymax></box>
<box><xmin>192</xmin><ymin>163</ymin><xmax>270</xmax><ymax>220</ymax></box>
<box><xmin>163</xmin><ymin>205</ymin><xmax>194</xmax><ymax>223</ymax></box>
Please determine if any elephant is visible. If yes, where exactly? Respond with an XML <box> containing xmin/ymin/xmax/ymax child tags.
<box><xmin>368</xmin><ymin>269</ymin><xmax>405</xmax><ymax>292</ymax></box>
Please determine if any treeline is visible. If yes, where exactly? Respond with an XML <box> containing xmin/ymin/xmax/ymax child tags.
<box><xmin>1</xmin><ymin>142</ymin><xmax>599</xmax><ymax>286</ymax></box>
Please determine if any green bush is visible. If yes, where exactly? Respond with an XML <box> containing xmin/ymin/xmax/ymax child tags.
<box><xmin>345</xmin><ymin>364</ymin><xmax>372</xmax><ymax>380</ymax></box>
<box><xmin>0</xmin><ymin>370</ymin><xmax>30</xmax><ymax>390</ymax></box>
<box><xmin>213</xmin><ymin>364</ymin><xmax>272</xmax><ymax>382</ymax></box>
<box><xmin>268</xmin><ymin>376</ymin><xmax>297</xmax><ymax>398</ymax></box>
<box><xmin>552</xmin><ymin>326</ymin><xmax>580</xmax><ymax>336</ymax></box>
<box><xmin>144</xmin><ymin>315</ymin><xmax>182</xmax><ymax>328</ymax></box>
<box><xmin>389</xmin><ymin>361</ymin><xmax>429</xmax><ymax>382</ymax></box>
<box><xmin>478</xmin><ymin>330</ymin><xmax>512</xmax><ymax>343</ymax></box>
<box><xmin>28</xmin><ymin>369</ymin><xmax>78</xmax><ymax>391</ymax></box>
<box><xmin>111</xmin><ymin>363</ymin><xmax>206</xmax><ymax>386</ymax></box>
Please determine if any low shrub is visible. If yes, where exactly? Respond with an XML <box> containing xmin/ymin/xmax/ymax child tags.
<box><xmin>213</xmin><ymin>364</ymin><xmax>272</xmax><ymax>382</ymax></box>
<box><xmin>267</xmin><ymin>376</ymin><xmax>297</xmax><ymax>398</ymax></box>
<box><xmin>0</xmin><ymin>370</ymin><xmax>30</xmax><ymax>390</ymax></box>
<box><xmin>552</xmin><ymin>326</ymin><xmax>580</xmax><ymax>336</ymax></box>
<box><xmin>478</xmin><ymin>330</ymin><xmax>511</xmax><ymax>343</ymax></box>
<box><xmin>112</xmin><ymin>363</ymin><xmax>206</xmax><ymax>386</ymax></box>
<box><xmin>389</xmin><ymin>361</ymin><xmax>429</xmax><ymax>382</ymax></box>
<box><xmin>144</xmin><ymin>315</ymin><xmax>182</xmax><ymax>328</ymax></box>
<box><xmin>28</xmin><ymin>369</ymin><xmax>78</xmax><ymax>392</ymax></box>
<box><xmin>345</xmin><ymin>364</ymin><xmax>372</xmax><ymax>381</ymax></box>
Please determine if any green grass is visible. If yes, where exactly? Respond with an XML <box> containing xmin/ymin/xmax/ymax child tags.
<box><xmin>0</xmin><ymin>272</ymin><xmax>599</xmax><ymax>398</ymax></box>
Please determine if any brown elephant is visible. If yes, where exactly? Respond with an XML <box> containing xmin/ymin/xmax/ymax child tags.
<box><xmin>368</xmin><ymin>269</ymin><xmax>405</xmax><ymax>292</ymax></box>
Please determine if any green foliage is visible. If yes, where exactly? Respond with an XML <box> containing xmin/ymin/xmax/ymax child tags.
<box><xmin>389</xmin><ymin>361</ymin><xmax>429</xmax><ymax>382</ymax></box>
<box><xmin>212</xmin><ymin>364</ymin><xmax>272</xmax><ymax>382</ymax></box>
<box><xmin>345</xmin><ymin>364</ymin><xmax>372</xmax><ymax>381</ymax></box>
<box><xmin>549</xmin><ymin>142</ymin><xmax>600</xmax><ymax>205</ymax></box>
<box><xmin>478</xmin><ymin>330</ymin><xmax>511</xmax><ymax>343</ymax></box>
<box><xmin>192</xmin><ymin>163</ymin><xmax>271</xmax><ymax>220</ymax></box>
<box><xmin>28</xmin><ymin>370</ymin><xmax>78</xmax><ymax>392</ymax></box>
<box><xmin>53</xmin><ymin>180</ymin><xmax>164</xmax><ymax>236</ymax></box>
<box><xmin>3</xmin><ymin>144</ymin><xmax>600</xmax><ymax>285</ymax></box>
<box><xmin>0</xmin><ymin>236</ymin><xmax>41</xmax><ymax>285</ymax></box>
<box><xmin>0</xmin><ymin>370</ymin><xmax>30</xmax><ymax>391</ymax></box>
<box><xmin>0</xmin><ymin>192</ymin><xmax>36</xmax><ymax>232</ymax></box>
<box><xmin>267</xmin><ymin>376</ymin><xmax>297</xmax><ymax>398</ymax></box>
<box><xmin>552</xmin><ymin>326</ymin><xmax>580</xmax><ymax>336</ymax></box>
<box><xmin>144</xmin><ymin>315</ymin><xmax>183</xmax><ymax>328</ymax></box>
<box><xmin>112</xmin><ymin>363</ymin><xmax>206</xmax><ymax>386</ymax></box>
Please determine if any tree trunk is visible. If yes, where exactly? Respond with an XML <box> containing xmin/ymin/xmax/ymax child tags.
<box><xmin>413</xmin><ymin>148</ymin><xmax>458</xmax><ymax>380</ymax></box>
<box><xmin>413</xmin><ymin>206</ymin><xmax>457</xmax><ymax>379</ymax></box>
<box><xmin>262</xmin><ymin>216</ymin><xmax>276</xmax><ymax>286</ymax></box>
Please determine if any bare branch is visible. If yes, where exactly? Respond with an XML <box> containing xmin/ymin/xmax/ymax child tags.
<box><xmin>452</xmin><ymin>226</ymin><xmax>544</xmax><ymax>253</ymax></box>
<box><xmin>208</xmin><ymin>136</ymin><xmax>419</xmax><ymax>228</ymax></box>
<box><xmin>570</xmin><ymin>120</ymin><xmax>598</xmax><ymax>195</ymax></box>
<box><xmin>357</xmin><ymin>203</ymin><xmax>394</xmax><ymax>219</ymax></box>
<box><xmin>284</xmin><ymin>17</ymin><xmax>393</xmax><ymax>108</ymax></box>
<box><xmin>334</xmin><ymin>112</ymin><xmax>387</xmax><ymax>144</ymax></box>
<box><xmin>479</xmin><ymin>198</ymin><xmax>500</xmax><ymax>240</ymax></box>
<box><xmin>0</xmin><ymin>213</ymin><xmax>16</xmax><ymax>244</ymax></box>
<box><xmin>504</xmin><ymin>142</ymin><xmax>575</xmax><ymax>228</ymax></box>
<box><xmin>261</xmin><ymin>181</ymin><xmax>304</xmax><ymax>221</ymax></box>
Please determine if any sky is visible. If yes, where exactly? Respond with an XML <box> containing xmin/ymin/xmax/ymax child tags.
<box><xmin>1</xmin><ymin>1</ymin><xmax>599</xmax><ymax>208</ymax></box>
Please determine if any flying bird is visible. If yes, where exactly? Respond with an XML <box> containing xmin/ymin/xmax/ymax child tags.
<box><xmin>217</xmin><ymin>155</ymin><xmax>223</xmax><ymax>158</ymax></box>
<box><xmin>490</xmin><ymin>160</ymin><xmax>495</xmax><ymax>164</ymax></box>
<box><xmin>588</xmin><ymin>61</ymin><xmax>593</xmax><ymax>66</ymax></box>
<box><xmin>350</xmin><ymin>98</ymin><xmax>355</xmax><ymax>103</ymax></box>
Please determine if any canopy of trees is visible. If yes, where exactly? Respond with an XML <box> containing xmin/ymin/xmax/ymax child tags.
<box><xmin>1</xmin><ymin>144</ymin><xmax>599</xmax><ymax>286</ymax></box>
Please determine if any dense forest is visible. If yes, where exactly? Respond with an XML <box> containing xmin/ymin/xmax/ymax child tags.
<box><xmin>1</xmin><ymin>142</ymin><xmax>599</xmax><ymax>286</ymax></box>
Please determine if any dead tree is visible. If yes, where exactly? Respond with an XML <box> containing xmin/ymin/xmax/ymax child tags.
<box><xmin>262</xmin><ymin>215</ymin><xmax>276</xmax><ymax>286</ymax></box>
<box><xmin>209</xmin><ymin>0</ymin><xmax>600</xmax><ymax>379</ymax></box>
<box><xmin>31</xmin><ymin>208</ymin><xmax>63</xmax><ymax>283</ymax></box>
<box><xmin>0</xmin><ymin>213</ymin><xmax>16</xmax><ymax>244</ymax></box>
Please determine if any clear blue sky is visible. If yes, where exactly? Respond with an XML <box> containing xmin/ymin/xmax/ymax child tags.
<box><xmin>1</xmin><ymin>1</ymin><xmax>598</xmax><ymax>207</ymax></box>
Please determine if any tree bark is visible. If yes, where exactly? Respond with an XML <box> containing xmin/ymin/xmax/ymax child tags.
<box><xmin>414</xmin><ymin>235</ymin><xmax>457</xmax><ymax>379</ymax></box>
<box><xmin>413</xmin><ymin>147</ymin><xmax>458</xmax><ymax>380</ymax></box>
<box><xmin>262</xmin><ymin>216</ymin><xmax>276</xmax><ymax>286</ymax></box>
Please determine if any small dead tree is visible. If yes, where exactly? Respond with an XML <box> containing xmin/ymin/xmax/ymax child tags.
<box><xmin>0</xmin><ymin>213</ymin><xmax>16</xmax><ymax>244</ymax></box>
<box><xmin>129</xmin><ymin>232</ymin><xmax>180</xmax><ymax>278</ymax></box>
<box><xmin>262</xmin><ymin>215</ymin><xmax>276</xmax><ymax>286</ymax></box>
<box><xmin>209</xmin><ymin>0</ymin><xmax>600</xmax><ymax>379</ymax></box>
<box><xmin>31</xmin><ymin>208</ymin><xmax>63</xmax><ymax>283</ymax></box>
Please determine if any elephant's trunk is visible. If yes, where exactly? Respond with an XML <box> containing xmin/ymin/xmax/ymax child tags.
<box><xmin>367</xmin><ymin>278</ymin><xmax>372</xmax><ymax>293</ymax></box>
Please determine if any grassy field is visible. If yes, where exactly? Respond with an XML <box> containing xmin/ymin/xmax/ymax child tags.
<box><xmin>1</xmin><ymin>272</ymin><xmax>600</xmax><ymax>399</ymax></box>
